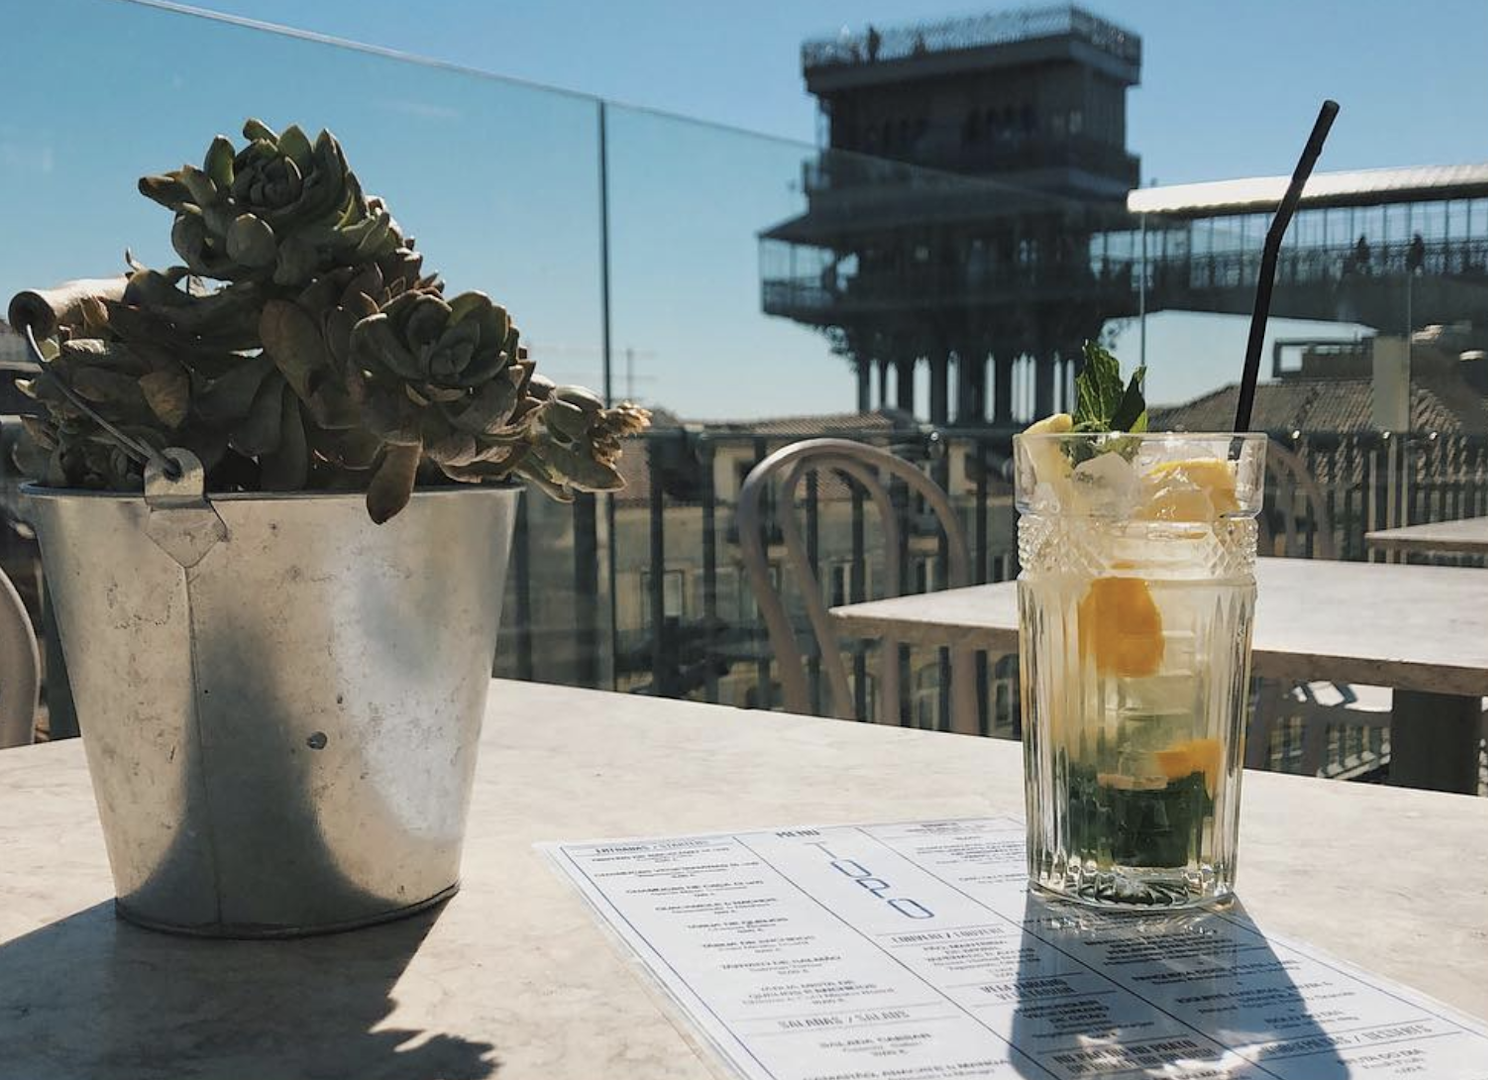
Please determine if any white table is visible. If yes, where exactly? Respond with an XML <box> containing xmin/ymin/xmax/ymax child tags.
<box><xmin>831</xmin><ymin>557</ymin><xmax>1488</xmax><ymax>793</ymax></box>
<box><xmin>1366</xmin><ymin>515</ymin><xmax>1488</xmax><ymax>558</ymax></box>
<box><xmin>2</xmin><ymin>681</ymin><xmax>1487</xmax><ymax>1079</ymax></box>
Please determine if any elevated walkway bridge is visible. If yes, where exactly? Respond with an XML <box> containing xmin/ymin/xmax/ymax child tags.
<box><xmin>761</xmin><ymin>161</ymin><xmax>1488</xmax><ymax>421</ymax></box>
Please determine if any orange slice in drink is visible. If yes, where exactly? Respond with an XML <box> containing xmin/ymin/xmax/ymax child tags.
<box><xmin>1155</xmin><ymin>738</ymin><xmax>1223</xmax><ymax>797</ymax></box>
<box><xmin>1078</xmin><ymin>577</ymin><xmax>1164</xmax><ymax>678</ymax></box>
<box><xmin>1141</xmin><ymin>458</ymin><xmax>1240</xmax><ymax>521</ymax></box>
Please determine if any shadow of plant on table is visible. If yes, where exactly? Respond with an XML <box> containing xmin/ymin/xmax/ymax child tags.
<box><xmin>0</xmin><ymin>901</ymin><xmax>497</xmax><ymax>1080</ymax></box>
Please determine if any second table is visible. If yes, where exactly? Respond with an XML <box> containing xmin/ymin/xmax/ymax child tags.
<box><xmin>830</xmin><ymin>557</ymin><xmax>1488</xmax><ymax>793</ymax></box>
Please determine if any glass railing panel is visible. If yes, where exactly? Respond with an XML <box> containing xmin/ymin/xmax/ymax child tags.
<box><xmin>2</xmin><ymin>1</ymin><xmax>604</xmax><ymax>366</ymax></box>
<box><xmin>12</xmin><ymin>0</ymin><xmax>1482</xmax><ymax>746</ymax></box>
<box><xmin>1</xmin><ymin>0</ymin><xmax>612</xmax><ymax>722</ymax></box>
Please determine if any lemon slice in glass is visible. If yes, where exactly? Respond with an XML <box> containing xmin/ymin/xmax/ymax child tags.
<box><xmin>1023</xmin><ymin>412</ymin><xmax>1073</xmax><ymax>488</ymax></box>
<box><xmin>1141</xmin><ymin>458</ymin><xmax>1239</xmax><ymax>521</ymax></box>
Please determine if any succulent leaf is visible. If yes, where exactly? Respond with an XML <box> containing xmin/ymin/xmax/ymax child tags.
<box><xmin>11</xmin><ymin>119</ymin><xmax>643</xmax><ymax>522</ymax></box>
<box><xmin>259</xmin><ymin>387</ymin><xmax>309</xmax><ymax>491</ymax></box>
<box><xmin>195</xmin><ymin>354</ymin><xmax>276</xmax><ymax>424</ymax></box>
<box><xmin>259</xmin><ymin>298</ymin><xmax>329</xmax><ymax>401</ymax></box>
<box><xmin>204</xmin><ymin>136</ymin><xmax>235</xmax><ymax>188</ymax></box>
<box><xmin>139</xmin><ymin>368</ymin><xmax>190</xmax><ymax>428</ymax></box>
<box><xmin>366</xmin><ymin>441</ymin><xmax>421</xmax><ymax>524</ymax></box>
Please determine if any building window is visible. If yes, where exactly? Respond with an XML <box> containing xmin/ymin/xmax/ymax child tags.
<box><xmin>828</xmin><ymin>560</ymin><xmax>875</xmax><ymax>605</ymax></box>
<box><xmin>639</xmin><ymin>570</ymin><xmax>686</xmax><ymax>627</ymax></box>
<box><xmin>829</xmin><ymin>562</ymin><xmax>851</xmax><ymax>607</ymax></box>
<box><xmin>736</xmin><ymin>460</ymin><xmax>775</xmax><ymax>523</ymax></box>
<box><xmin>1068</xmin><ymin>109</ymin><xmax>1084</xmax><ymax>136</ymax></box>
<box><xmin>710</xmin><ymin>567</ymin><xmax>740</xmax><ymax>621</ymax></box>
<box><xmin>738</xmin><ymin>565</ymin><xmax>780</xmax><ymax>623</ymax></box>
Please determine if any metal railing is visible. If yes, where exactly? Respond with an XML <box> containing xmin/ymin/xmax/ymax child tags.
<box><xmin>493</xmin><ymin>427</ymin><xmax>1488</xmax><ymax>739</ymax></box>
<box><xmin>801</xmin><ymin>140</ymin><xmax>1141</xmax><ymax>195</ymax></box>
<box><xmin>761</xmin><ymin>259</ymin><xmax>1138</xmax><ymax>318</ymax></box>
<box><xmin>7</xmin><ymin>423</ymin><xmax>1482</xmax><ymax>745</ymax></box>
<box><xmin>802</xmin><ymin>6</ymin><xmax>1141</xmax><ymax>71</ymax></box>
<box><xmin>1277</xmin><ymin>430</ymin><xmax>1488</xmax><ymax>562</ymax></box>
<box><xmin>1154</xmin><ymin>238</ymin><xmax>1488</xmax><ymax>294</ymax></box>
<box><xmin>495</xmin><ymin>426</ymin><xmax>1022</xmax><ymax>733</ymax></box>
<box><xmin>761</xmin><ymin>236</ymin><xmax>1488</xmax><ymax>321</ymax></box>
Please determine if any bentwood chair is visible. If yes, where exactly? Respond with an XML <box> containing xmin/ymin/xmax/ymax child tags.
<box><xmin>0</xmin><ymin>420</ymin><xmax>44</xmax><ymax>747</ymax></box>
<box><xmin>0</xmin><ymin>564</ymin><xmax>38</xmax><ymax>748</ymax></box>
<box><xmin>736</xmin><ymin>437</ymin><xmax>978</xmax><ymax>734</ymax></box>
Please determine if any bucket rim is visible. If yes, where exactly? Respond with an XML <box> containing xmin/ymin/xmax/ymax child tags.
<box><xmin>19</xmin><ymin>479</ymin><xmax>525</xmax><ymax>504</ymax></box>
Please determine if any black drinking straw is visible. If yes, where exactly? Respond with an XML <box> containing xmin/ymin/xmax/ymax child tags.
<box><xmin>1234</xmin><ymin>100</ymin><xmax>1339</xmax><ymax>431</ymax></box>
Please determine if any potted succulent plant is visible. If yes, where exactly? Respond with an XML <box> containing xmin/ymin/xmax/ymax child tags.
<box><xmin>8</xmin><ymin>120</ymin><xmax>649</xmax><ymax>937</ymax></box>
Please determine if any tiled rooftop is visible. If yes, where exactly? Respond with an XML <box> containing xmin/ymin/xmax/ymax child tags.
<box><xmin>1154</xmin><ymin>377</ymin><xmax>1488</xmax><ymax>435</ymax></box>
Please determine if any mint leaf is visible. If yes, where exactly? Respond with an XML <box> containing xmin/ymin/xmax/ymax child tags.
<box><xmin>1073</xmin><ymin>341</ymin><xmax>1146</xmax><ymax>434</ymax></box>
<box><xmin>1074</xmin><ymin>341</ymin><xmax>1124</xmax><ymax>430</ymax></box>
<box><xmin>1110</xmin><ymin>365</ymin><xmax>1148</xmax><ymax>433</ymax></box>
<box><xmin>1066</xmin><ymin>343</ymin><xmax>1148</xmax><ymax>465</ymax></box>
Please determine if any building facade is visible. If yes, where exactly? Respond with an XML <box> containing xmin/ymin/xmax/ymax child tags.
<box><xmin>761</xmin><ymin>6</ymin><xmax>1488</xmax><ymax>429</ymax></box>
<box><xmin>761</xmin><ymin>6</ymin><xmax>1143</xmax><ymax>427</ymax></box>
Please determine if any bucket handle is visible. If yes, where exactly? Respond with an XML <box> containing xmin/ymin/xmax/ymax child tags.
<box><xmin>19</xmin><ymin>322</ymin><xmax>184</xmax><ymax>482</ymax></box>
<box><xmin>18</xmin><ymin>322</ymin><xmax>227</xmax><ymax>567</ymax></box>
<box><xmin>145</xmin><ymin>449</ymin><xmax>228</xmax><ymax>569</ymax></box>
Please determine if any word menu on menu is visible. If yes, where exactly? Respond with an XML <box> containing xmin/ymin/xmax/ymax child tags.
<box><xmin>547</xmin><ymin>817</ymin><xmax>1488</xmax><ymax>1080</ymax></box>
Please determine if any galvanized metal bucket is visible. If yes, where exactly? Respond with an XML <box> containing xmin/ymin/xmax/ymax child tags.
<box><xmin>24</xmin><ymin>454</ymin><xmax>519</xmax><ymax>937</ymax></box>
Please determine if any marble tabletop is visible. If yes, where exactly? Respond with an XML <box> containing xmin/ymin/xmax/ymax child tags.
<box><xmin>830</xmin><ymin>556</ymin><xmax>1488</xmax><ymax>697</ymax></box>
<box><xmin>3</xmin><ymin>681</ymin><xmax>1488</xmax><ymax>1079</ymax></box>
<box><xmin>1366</xmin><ymin>515</ymin><xmax>1488</xmax><ymax>556</ymax></box>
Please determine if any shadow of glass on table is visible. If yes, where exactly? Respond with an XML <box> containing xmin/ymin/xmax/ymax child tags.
<box><xmin>0</xmin><ymin>901</ymin><xmax>497</xmax><ymax>1080</ymax></box>
<box><xmin>1009</xmin><ymin>893</ymin><xmax>1350</xmax><ymax>1079</ymax></box>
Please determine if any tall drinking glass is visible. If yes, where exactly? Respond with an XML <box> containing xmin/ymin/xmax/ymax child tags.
<box><xmin>1015</xmin><ymin>433</ymin><xmax>1267</xmax><ymax>908</ymax></box>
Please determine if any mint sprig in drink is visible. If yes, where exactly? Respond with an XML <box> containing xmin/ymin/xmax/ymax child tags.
<box><xmin>1016</xmin><ymin>344</ymin><xmax>1266</xmax><ymax>908</ymax></box>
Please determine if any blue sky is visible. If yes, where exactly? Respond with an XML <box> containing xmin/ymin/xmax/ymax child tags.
<box><xmin>128</xmin><ymin>0</ymin><xmax>1488</xmax><ymax>183</ymax></box>
<box><xmin>4</xmin><ymin>0</ymin><xmax>1485</xmax><ymax>417</ymax></box>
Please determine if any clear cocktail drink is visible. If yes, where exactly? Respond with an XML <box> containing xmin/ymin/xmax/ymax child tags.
<box><xmin>1015</xmin><ymin>432</ymin><xmax>1267</xmax><ymax>908</ymax></box>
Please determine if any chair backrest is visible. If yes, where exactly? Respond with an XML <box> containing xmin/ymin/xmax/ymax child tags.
<box><xmin>0</xmin><ymin>565</ymin><xmax>38</xmax><ymax>748</ymax></box>
<box><xmin>1260</xmin><ymin>440</ymin><xmax>1336</xmax><ymax>559</ymax></box>
<box><xmin>736</xmin><ymin>437</ymin><xmax>978</xmax><ymax>733</ymax></box>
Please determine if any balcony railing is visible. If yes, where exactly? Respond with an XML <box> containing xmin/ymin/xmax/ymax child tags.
<box><xmin>802</xmin><ymin>6</ymin><xmax>1142</xmax><ymax>71</ymax></box>
<box><xmin>488</xmin><ymin>427</ymin><xmax>1488</xmax><ymax>733</ymax></box>
<box><xmin>761</xmin><ymin>259</ymin><xmax>1138</xmax><ymax>319</ymax></box>
<box><xmin>1155</xmin><ymin>238</ymin><xmax>1488</xmax><ymax>293</ymax></box>
<box><xmin>803</xmin><ymin>140</ymin><xmax>1142</xmax><ymax>195</ymax></box>
<box><xmin>7</xmin><ymin>423</ymin><xmax>1483</xmax><ymax>762</ymax></box>
<box><xmin>761</xmin><ymin>236</ymin><xmax>1488</xmax><ymax>322</ymax></box>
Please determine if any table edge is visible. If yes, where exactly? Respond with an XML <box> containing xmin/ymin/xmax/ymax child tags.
<box><xmin>829</xmin><ymin>611</ymin><xmax>1488</xmax><ymax>697</ymax></box>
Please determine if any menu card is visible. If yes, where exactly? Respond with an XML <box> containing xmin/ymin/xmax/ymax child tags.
<box><xmin>547</xmin><ymin>817</ymin><xmax>1488</xmax><ymax>1080</ymax></box>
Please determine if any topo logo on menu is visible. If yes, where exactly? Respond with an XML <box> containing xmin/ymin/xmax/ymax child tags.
<box><xmin>805</xmin><ymin>842</ymin><xmax>934</xmax><ymax>920</ymax></box>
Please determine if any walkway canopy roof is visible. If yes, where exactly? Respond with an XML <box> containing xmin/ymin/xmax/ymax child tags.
<box><xmin>1129</xmin><ymin>163</ymin><xmax>1488</xmax><ymax>219</ymax></box>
